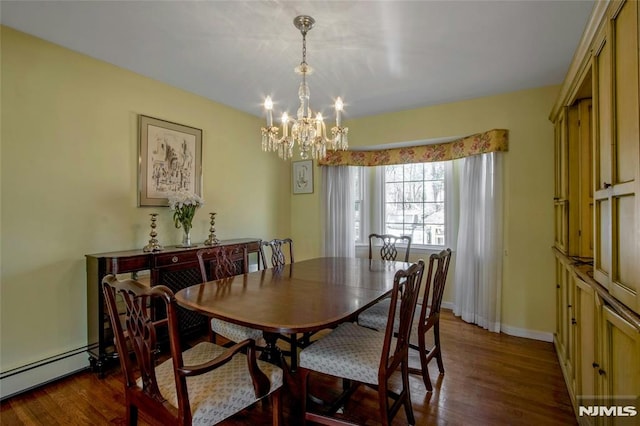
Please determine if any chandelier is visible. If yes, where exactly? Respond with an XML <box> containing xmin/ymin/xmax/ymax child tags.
<box><xmin>261</xmin><ymin>15</ymin><xmax>349</xmax><ymax>160</ymax></box>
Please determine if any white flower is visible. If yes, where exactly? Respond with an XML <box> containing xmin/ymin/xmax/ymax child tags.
<box><xmin>167</xmin><ymin>190</ymin><xmax>204</xmax><ymax>210</ymax></box>
<box><xmin>167</xmin><ymin>190</ymin><xmax>204</xmax><ymax>231</ymax></box>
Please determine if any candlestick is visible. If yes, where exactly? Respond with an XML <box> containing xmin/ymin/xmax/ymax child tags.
<box><xmin>204</xmin><ymin>212</ymin><xmax>220</xmax><ymax>246</ymax></box>
<box><xmin>142</xmin><ymin>213</ymin><xmax>163</xmax><ymax>252</ymax></box>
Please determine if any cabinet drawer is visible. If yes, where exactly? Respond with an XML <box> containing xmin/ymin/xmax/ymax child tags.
<box><xmin>155</xmin><ymin>251</ymin><xmax>197</xmax><ymax>268</ymax></box>
<box><xmin>107</xmin><ymin>255</ymin><xmax>151</xmax><ymax>274</ymax></box>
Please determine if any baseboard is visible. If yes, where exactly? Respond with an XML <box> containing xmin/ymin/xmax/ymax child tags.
<box><xmin>443</xmin><ymin>302</ymin><xmax>554</xmax><ymax>342</ymax></box>
<box><xmin>0</xmin><ymin>347</ymin><xmax>90</xmax><ymax>401</ymax></box>
<box><xmin>500</xmin><ymin>324</ymin><xmax>554</xmax><ymax>342</ymax></box>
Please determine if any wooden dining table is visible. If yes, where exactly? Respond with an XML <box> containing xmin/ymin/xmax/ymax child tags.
<box><xmin>175</xmin><ymin>257</ymin><xmax>410</xmax><ymax>366</ymax></box>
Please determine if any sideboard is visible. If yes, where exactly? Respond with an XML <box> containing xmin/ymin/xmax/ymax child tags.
<box><xmin>86</xmin><ymin>238</ymin><xmax>262</xmax><ymax>375</ymax></box>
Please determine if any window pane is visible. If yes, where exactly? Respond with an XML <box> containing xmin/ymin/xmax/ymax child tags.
<box><xmin>425</xmin><ymin>180</ymin><xmax>444</xmax><ymax>202</ymax></box>
<box><xmin>425</xmin><ymin>162</ymin><xmax>444</xmax><ymax>180</ymax></box>
<box><xmin>385</xmin><ymin>182</ymin><xmax>403</xmax><ymax>203</ymax></box>
<box><xmin>404</xmin><ymin>163</ymin><xmax>424</xmax><ymax>181</ymax></box>
<box><xmin>403</xmin><ymin>182</ymin><xmax>424</xmax><ymax>204</ymax></box>
<box><xmin>385</xmin><ymin>165</ymin><xmax>404</xmax><ymax>183</ymax></box>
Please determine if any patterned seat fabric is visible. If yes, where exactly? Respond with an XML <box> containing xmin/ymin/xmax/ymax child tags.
<box><xmin>210</xmin><ymin>319</ymin><xmax>266</xmax><ymax>346</ymax></box>
<box><xmin>139</xmin><ymin>341</ymin><xmax>282</xmax><ymax>425</ymax></box>
<box><xmin>358</xmin><ymin>299</ymin><xmax>428</xmax><ymax>340</ymax></box>
<box><xmin>299</xmin><ymin>322</ymin><xmax>396</xmax><ymax>385</ymax></box>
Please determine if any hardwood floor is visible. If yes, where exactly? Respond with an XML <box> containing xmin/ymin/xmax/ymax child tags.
<box><xmin>0</xmin><ymin>310</ymin><xmax>577</xmax><ymax>425</ymax></box>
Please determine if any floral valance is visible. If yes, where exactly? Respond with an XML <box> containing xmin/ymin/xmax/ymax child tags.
<box><xmin>318</xmin><ymin>128</ymin><xmax>508</xmax><ymax>166</ymax></box>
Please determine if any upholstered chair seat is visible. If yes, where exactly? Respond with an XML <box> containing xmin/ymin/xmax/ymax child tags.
<box><xmin>299</xmin><ymin>322</ymin><xmax>398</xmax><ymax>385</ymax></box>
<box><xmin>210</xmin><ymin>319</ymin><xmax>265</xmax><ymax>346</ymax></box>
<box><xmin>141</xmin><ymin>341</ymin><xmax>282</xmax><ymax>425</ymax></box>
<box><xmin>358</xmin><ymin>299</ymin><xmax>428</xmax><ymax>336</ymax></box>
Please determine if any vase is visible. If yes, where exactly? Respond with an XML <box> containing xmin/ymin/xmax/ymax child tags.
<box><xmin>181</xmin><ymin>228</ymin><xmax>192</xmax><ymax>247</ymax></box>
<box><xmin>179</xmin><ymin>220</ymin><xmax>195</xmax><ymax>248</ymax></box>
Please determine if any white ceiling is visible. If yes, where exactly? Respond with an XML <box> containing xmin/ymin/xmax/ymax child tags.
<box><xmin>1</xmin><ymin>0</ymin><xmax>595</xmax><ymax>121</ymax></box>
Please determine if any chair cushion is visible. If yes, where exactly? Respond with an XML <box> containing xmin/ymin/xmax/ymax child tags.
<box><xmin>299</xmin><ymin>322</ymin><xmax>397</xmax><ymax>385</ymax></box>
<box><xmin>211</xmin><ymin>318</ymin><xmax>265</xmax><ymax>345</ymax></box>
<box><xmin>358</xmin><ymin>300</ymin><xmax>429</xmax><ymax>347</ymax></box>
<box><xmin>357</xmin><ymin>298</ymin><xmax>394</xmax><ymax>330</ymax></box>
<box><xmin>138</xmin><ymin>341</ymin><xmax>282</xmax><ymax>425</ymax></box>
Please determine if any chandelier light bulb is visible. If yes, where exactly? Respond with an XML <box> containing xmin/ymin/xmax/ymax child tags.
<box><xmin>260</xmin><ymin>15</ymin><xmax>349</xmax><ymax>160</ymax></box>
<box><xmin>264</xmin><ymin>96</ymin><xmax>273</xmax><ymax>127</ymax></box>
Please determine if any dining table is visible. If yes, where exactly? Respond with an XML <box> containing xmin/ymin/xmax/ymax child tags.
<box><xmin>175</xmin><ymin>256</ymin><xmax>411</xmax><ymax>367</ymax></box>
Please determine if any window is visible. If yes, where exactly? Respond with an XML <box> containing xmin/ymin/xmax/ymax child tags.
<box><xmin>354</xmin><ymin>161</ymin><xmax>452</xmax><ymax>248</ymax></box>
<box><xmin>354</xmin><ymin>167</ymin><xmax>364</xmax><ymax>244</ymax></box>
<box><xmin>383</xmin><ymin>162</ymin><xmax>445</xmax><ymax>246</ymax></box>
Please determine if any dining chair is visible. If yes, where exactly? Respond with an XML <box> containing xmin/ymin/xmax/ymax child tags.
<box><xmin>409</xmin><ymin>248</ymin><xmax>452</xmax><ymax>390</ymax></box>
<box><xmin>102</xmin><ymin>275</ymin><xmax>283</xmax><ymax>425</ymax></box>
<box><xmin>259</xmin><ymin>238</ymin><xmax>309</xmax><ymax>370</ymax></box>
<box><xmin>357</xmin><ymin>248</ymin><xmax>452</xmax><ymax>391</ymax></box>
<box><xmin>357</xmin><ymin>233</ymin><xmax>413</xmax><ymax>331</ymax></box>
<box><xmin>259</xmin><ymin>238</ymin><xmax>294</xmax><ymax>269</ymax></box>
<box><xmin>368</xmin><ymin>233</ymin><xmax>412</xmax><ymax>262</ymax></box>
<box><xmin>196</xmin><ymin>246</ymin><xmax>265</xmax><ymax>347</ymax></box>
<box><xmin>298</xmin><ymin>260</ymin><xmax>425</xmax><ymax>425</ymax></box>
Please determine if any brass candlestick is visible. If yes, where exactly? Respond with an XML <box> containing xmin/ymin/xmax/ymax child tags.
<box><xmin>142</xmin><ymin>213</ymin><xmax>163</xmax><ymax>252</ymax></box>
<box><xmin>204</xmin><ymin>212</ymin><xmax>220</xmax><ymax>246</ymax></box>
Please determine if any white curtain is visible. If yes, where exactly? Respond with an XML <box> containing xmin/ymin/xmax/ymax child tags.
<box><xmin>322</xmin><ymin>166</ymin><xmax>355</xmax><ymax>257</ymax></box>
<box><xmin>453</xmin><ymin>152</ymin><xmax>503</xmax><ymax>332</ymax></box>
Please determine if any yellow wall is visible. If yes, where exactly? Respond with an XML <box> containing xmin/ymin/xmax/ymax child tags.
<box><xmin>0</xmin><ymin>27</ymin><xmax>290</xmax><ymax>371</ymax></box>
<box><xmin>1</xmin><ymin>24</ymin><xmax>560</xmax><ymax>376</ymax></box>
<box><xmin>292</xmin><ymin>86</ymin><xmax>559</xmax><ymax>335</ymax></box>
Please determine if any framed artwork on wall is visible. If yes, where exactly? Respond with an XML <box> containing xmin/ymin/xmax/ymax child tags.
<box><xmin>292</xmin><ymin>159</ymin><xmax>313</xmax><ymax>194</ymax></box>
<box><xmin>138</xmin><ymin>115</ymin><xmax>202</xmax><ymax>207</ymax></box>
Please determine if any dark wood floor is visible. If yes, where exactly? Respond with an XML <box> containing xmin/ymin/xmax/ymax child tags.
<box><xmin>1</xmin><ymin>310</ymin><xmax>577</xmax><ymax>425</ymax></box>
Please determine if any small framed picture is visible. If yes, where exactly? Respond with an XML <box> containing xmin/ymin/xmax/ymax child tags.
<box><xmin>292</xmin><ymin>160</ymin><xmax>313</xmax><ymax>194</ymax></box>
<box><xmin>138</xmin><ymin>115</ymin><xmax>202</xmax><ymax>207</ymax></box>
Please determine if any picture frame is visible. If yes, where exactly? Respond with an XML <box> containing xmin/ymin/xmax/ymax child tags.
<box><xmin>292</xmin><ymin>159</ymin><xmax>314</xmax><ymax>194</ymax></box>
<box><xmin>138</xmin><ymin>115</ymin><xmax>202</xmax><ymax>207</ymax></box>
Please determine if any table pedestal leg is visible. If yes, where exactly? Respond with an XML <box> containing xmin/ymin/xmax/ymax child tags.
<box><xmin>260</xmin><ymin>332</ymin><xmax>283</xmax><ymax>365</ymax></box>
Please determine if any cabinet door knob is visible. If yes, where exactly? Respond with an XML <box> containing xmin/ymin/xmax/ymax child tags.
<box><xmin>592</xmin><ymin>362</ymin><xmax>599</xmax><ymax>368</ymax></box>
<box><xmin>172</xmin><ymin>256</ymin><xmax>179</xmax><ymax>263</ymax></box>
<box><xmin>598</xmin><ymin>368</ymin><xmax>606</xmax><ymax>376</ymax></box>
<box><xmin>603</xmin><ymin>182</ymin><xmax>612</xmax><ymax>188</ymax></box>
<box><xmin>571</xmin><ymin>318</ymin><xmax>577</xmax><ymax>325</ymax></box>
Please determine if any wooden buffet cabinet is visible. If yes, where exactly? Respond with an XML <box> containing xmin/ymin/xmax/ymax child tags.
<box><xmin>86</xmin><ymin>238</ymin><xmax>262</xmax><ymax>375</ymax></box>
<box><xmin>550</xmin><ymin>1</ymin><xmax>639</xmax><ymax>424</ymax></box>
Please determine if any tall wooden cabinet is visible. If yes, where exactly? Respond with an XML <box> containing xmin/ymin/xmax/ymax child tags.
<box><xmin>551</xmin><ymin>1</ymin><xmax>640</xmax><ymax>423</ymax></box>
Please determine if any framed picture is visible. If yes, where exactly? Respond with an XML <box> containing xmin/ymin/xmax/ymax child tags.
<box><xmin>138</xmin><ymin>115</ymin><xmax>202</xmax><ymax>207</ymax></box>
<box><xmin>292</xmin><ymin>160</ymin><xmax>314</xmax><ymax>194</ymax></box>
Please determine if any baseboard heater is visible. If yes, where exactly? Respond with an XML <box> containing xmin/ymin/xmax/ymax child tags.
<box><xmin>0</xmin><ymin>346</ymin><xmax>90</xmax><ymax>401</ymax></box>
